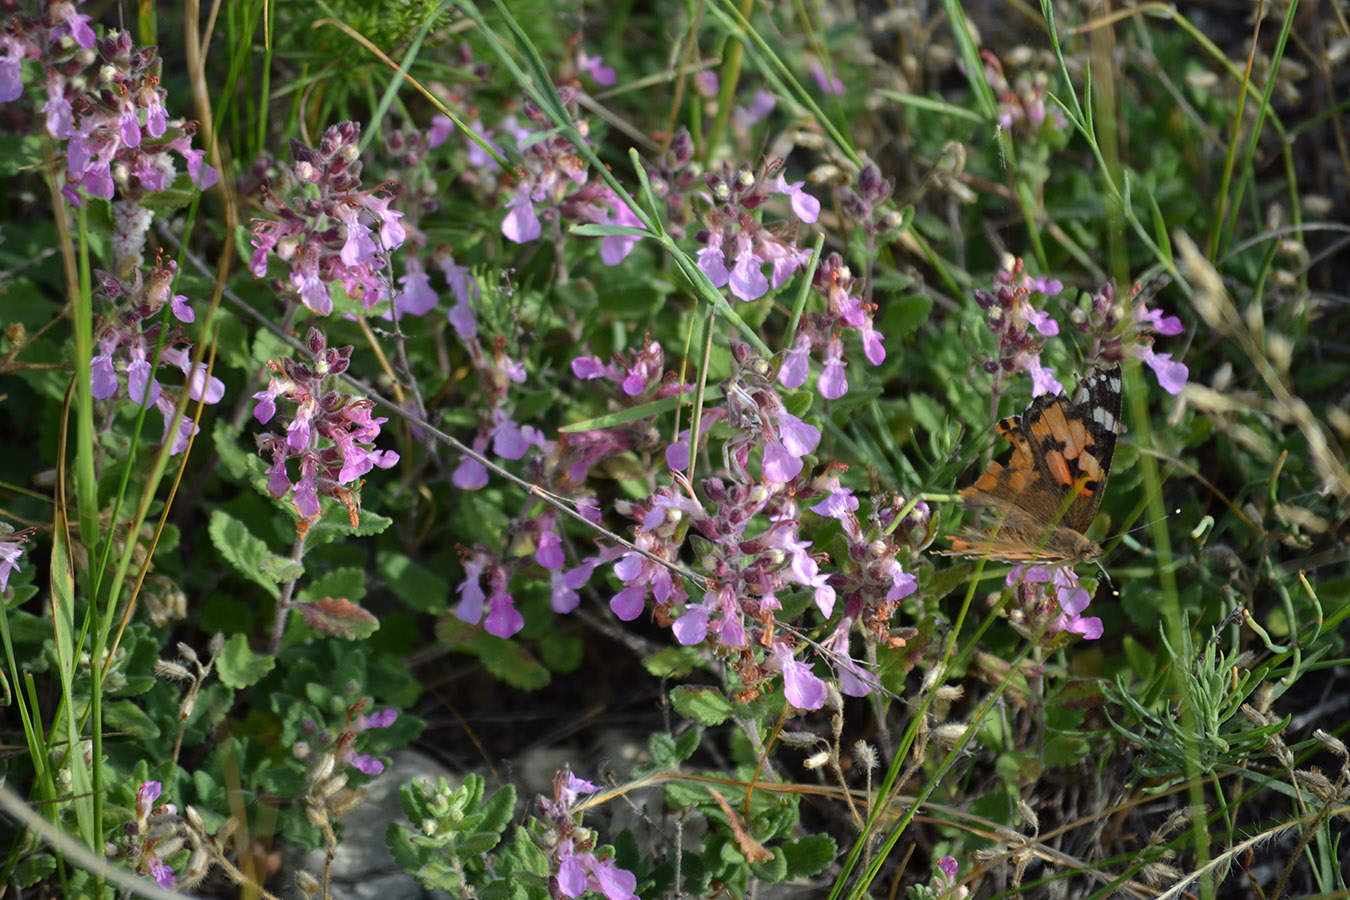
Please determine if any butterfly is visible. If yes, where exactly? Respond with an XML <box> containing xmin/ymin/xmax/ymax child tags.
<box><xmin>939</xmin><ymin>365</ymin><xmax>1122</xmax><ymax>566</ymax></box>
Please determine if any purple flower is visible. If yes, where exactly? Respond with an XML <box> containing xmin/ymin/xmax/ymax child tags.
<box><xmin>394</xmin><ymin>264</ymin><xmax>438</xmax><ymax>317</ymax></box>
<box><xmin>349</xmin><ymin>752</ymin><xmax>384</xmax><ymax>775</ymax></box>
<box><xmin>600</xmin><ymin>196</ymin><xmax>644</xmax><ymax>265</ymax></box>
<box><xmin>502</xmin><ymin>192</ymin><xmax>541</xmax><ymax>243</ymax></box>
<box><xmin>810</xmin><ymin>484</ymin><xmax>858</xmax><ymax>521</ymax></box>
<box><xmin>697</xmin><ymin>245</ymin><xmax>729</xmax><ymax>287</ymax></box>
<box><xmin>571</xmin><ymin>356</ymin><xmax>609</xmax><ymax>379</ymax></box>
<box><xmin>149</xmin><ymin>859</ymin><xmax>175</xmax><ymax>890</ymax></box>
<box><xmin>733</xmin><ymin>89</ymin><xmax>777</xmax><ymax>128</ymax></box>
<box><xmin>672</xmin><ymin>601</ymin><xmax>709</xmax><ymax>645</ymax></box>
<box><xmin>0</xmin><ymin>56</ymin><xmax>23</xmax><ymax>104</ymax></box>
<box><xmin>819</xmin><ymin>356</ymin><xmax>847</xmax><ymax>399</ymax></box>
<box><xmin>0</xmin><ymin>527</ymin><xmax>29</xmax><ymax>592</ymax></box>
<box><xmin>775</xmin><ymin>176</ymin><xmax>820</xmax><ymax>224</ymax></box>
<box><xmin>774</xmin><ymin>644</ymin><xmax>826</xmax><ymax>710</ymax></box>
<box><xmin>861</xmin><ymin>325</ymin><xmax>885</xmax><ymax>365</ymax></box>
<box><xmin>1027</xmin><ymin>308</ymin><xmax>1059</xmax><ymax>336</ymax></box>
<box><xmin>577</xmin><ymin>51</ymin><xmax>616</xmax><ymax>87</ymax></box>
<box><xmin>778</xmin><ymin>411</ymin><xmax>821</xmax><ymax>458</ymax></box>
<box><xmin>762</xmin><ymin>440</ymin><xmax>803</xmax><ymax>483</ymax></box>
<box><xmin>1028</xmin><ymin>359</ymin><xmax>1063</xmax><ymax>397</ymax></box>
<box><xmin>1140</xmin><ymin>347</ymin><xmax>1188</xmax><ymax>395</ymax></box>
<box><xmin>729</xmin><ymin>248</ymin><xmax>768</xmax><ymax>301</ymax></box>
<box><xmin>808</xmin><ymin>58</ymin><xmax>844</xmax><ymax>95</ymax></box>
<box><xmin>453</xmin><ymin>456</ymin><xmax>488</xmax><ymax>490</ymax></box>
<box><xmin>485</xmin><ymin>590</ymin><xmax>525</xmax><ymax>637</ymax></box>
<box><xmin>778</xmin><ymin>340</ymin><xmax>810</xmax><ymax>388</ymax></box>
<box><xmin>536</xmin><ymin>530</ymin><xmax>565</xmax><ymax>570</ymax></box>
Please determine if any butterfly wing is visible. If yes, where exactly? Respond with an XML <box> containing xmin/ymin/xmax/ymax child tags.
<box><xmin>945</xmin><ymin>365</ymin><xmax>1122</xmax><ymax>561</ymax></box>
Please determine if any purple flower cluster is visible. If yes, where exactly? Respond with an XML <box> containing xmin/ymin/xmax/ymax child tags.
<box><xmin>90</xmin><ymin>259</ymin><xmax>224</xmax><ymax>454</ymax></box>
<box><xmin>693</xmin><ymin>158</ymin><xmax>818</xmax><ymax>302</ymax></box>
<box><xmin>453</xmin><ymin>504</ymin><xmax>606</xmax><ymax>641</ymax></box>
<box><xmin>249</xmin><ymin>121</ymin><xmax>408</xmax><ymax>315</ymax></box>
<box><xmin>973</xmin><ymin>257</ymin><xmax>1067</xmax><ymax>395</ymax></box>
<box><xmin>559</xmin><ymin>339</ymin><xmax>704</xmax><ymax>483</ymax></box>
<box><xmin>444</xmin><ymin>271</ymin><xmax>549</xmax><ymax>492</ymax></box>
<box><xmin>835</xmin><ymin>161</ymin><xmax>905</xmax><ymax>243</ymax></box>
<box><xmin>779</xmin><ymin>251</ymin><xmax>887</xmax><ymax>400</ymax></box>
<box><xmin>1072</xmin><ymin>279</ymin><xmax>1189</xmax><ymax>395</ymax></box>
<box><xmin>807</xmin><ymin>470</ymin><xmax>926</xmax><ymax>695</ymax></box>
<box><xmin>982</xmin><ymin>50</ymin><xmax>1068</xmax><ymax>136</ymax></box>
<box><xmin>127</xmin><ymin>780</ymin><xmax>177</xmax><ymax>889</ymax></box>
<box><xmin>494</xmin><ymin>88</ymin><xmax>591</xmax><ymax>245</ymax></box>
<box><xmin>0</xmin><ymin>10</ymin><xmax>216</xmax><ymax>212</ymax></box>
<box><xmin>252</xmin><ymin>328</ymin><xmax>399</xmax><ymax>526</ymax></box>
<box><xmin>293</xmin><ymin>700</ymin><xmax>399</xmax><ymax>776</ymax></box>
<box><xmin>558</xmin><ymin>344</ymin><xmax>874</xmax><ymax>710</ymax></box>
<box><xmin>636</xmin><ymin>127</ymin><xmax>700</xmax><ymax>240</ymax></box>
<box><xmin>536</xmin><ymin>770</ymin><xmax>638</xmax><ymax>900</ymax></box>
<box><xmin>1005</xmin><ymin>564</ymin><xmax>1103</xmax><ymax>642</ymax></box>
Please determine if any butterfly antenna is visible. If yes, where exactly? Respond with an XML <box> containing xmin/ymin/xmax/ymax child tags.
<box><xmin>1094</xmin><ymin>558</ymin><xmax>1116</xmax><ymax>595</ymax></box>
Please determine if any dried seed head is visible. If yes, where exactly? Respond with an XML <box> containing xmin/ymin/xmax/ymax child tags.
<box><xmin>328</xmin><ymin>786</ymin><xmax>366</xmax><ymax>817</ymax></box>
<box><xmin>931</xmin><ymin>723</ymin><xmax>970</xmax><ymax>750</ymax></box>
<box><xmin>154</xmin><ymin>660</ymin><xmax>193</xmax><ymax>681</ymax></box>
<box><xmin>778</xmin><ymin>730</ymin><xmax>820</xmax><ymax>748</ymax></box>
<box><xmin>1313</xmin><ymin>729</ymin><xmax>1347</xmax><ymax>759</ymax></box>
<box><xmin>1016</xmin><ymin>799</ymin><xmax>1038</xmax><ymax>834</ymax></box>
<box><xmin>934</xmin><ymin>685</ymin><xmax>964</xmax><ymax>702</ymax></box>
<box><xmin>852</xmin><ymin>741</ymin><xmax>878</xmax><ymax>771</ymax></box>
<box><xmin>296</xmin><ymin>870</ymin><xmax>321</xmax><ymax>896</ymax></box>
<box><xmin>803</xmin><ymin>750</ymin><xmax>831</xmax><ymax>770</ymax></box>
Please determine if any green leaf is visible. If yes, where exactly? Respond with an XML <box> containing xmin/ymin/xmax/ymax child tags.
<box><xmin>642</xmin><ymin>646</ymin><xmax>699</xmax><ymax>679</ymax></box>
<box><xmin>296</xmin><ymin>567</ymin><xmax>368</xmax><ymax>605</ymax></box>
<box><xmin>648</xmin><ymin>733</ymin><xmax>678</xmax><ymax>768</ymax></box>
<box><xmin>259</xmin><ymin>555</ymin><xmax>305</xmax><ymax>584</ymax></box>
<box><xmin>881</xmin><ymin>291</ymin><xmax>933</xmax><ymax>342</ymax></box>
<box><xmin>15</xmin><ymin>853</ymin><xmax>56</xmax><ymax>888</ymax></box>
<box><xmin>670</xmin><ymin>685</ymin><xmax>734</xmax><ymax>726</ymax></box>
<box><xmin>217</xmin><ymin>632</ymin><xmax>276</xmax><ymax>689</ymax></box>
<box><xmin>103</xmin><ymin>699</ymin><xmax>161</xmax><ymax>740</ymax></box>
<box><xmin>378</xmin><ymin>552</ymin><xmax>449</xmax><ymax>613</ymax></box>
<box><xmin>780</xmin><ymin>834</ymin><xmax>836</xmax><ymax>878</ymax></box>
<box><xmin>478</xmin><ymin>784</ymin><xmax>517</xmax><ymax>835</ymax></box>
<box><xmin>306</xmin><ymin>506</ymin><xmax>393</xmax><ymax>547</ymax></box>
<box><xmin>673</xmin><ymin>727</ymin><xmax>702</xmax><ymax>763</ymax></box>
<box><xmin>208</xmin><ymin>510</ymin><xmax>281</xmax><ymax>599</ymax></box>
<box><xmin>538</xmin><ymin>630</ymin><xmax>582</xmax><ymax>673</ymax></box>
<box><xmin>1043</xmin><ymin>735</ymin><xmax>1091</xmax><ymax>768</ymax></box>
<box><xmin>296</xmin><ymin>596</ymin><xmax>380</xmax><ymax>640</ymax></box>
<box><xmin>476</xmin><ymin>636</ymin><xmax>548</xmax><ymax>690</ymax></box>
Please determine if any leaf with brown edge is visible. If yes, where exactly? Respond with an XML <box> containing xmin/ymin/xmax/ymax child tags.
<box><xmin>298</xmin><ymin>596</ymin><xmax>379</xmax><ymax>640</ymax></box>
<box><xmin>707</xmin><ymin>789</ymin><xmax>773</xmax><ymax>863</ymax></box>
